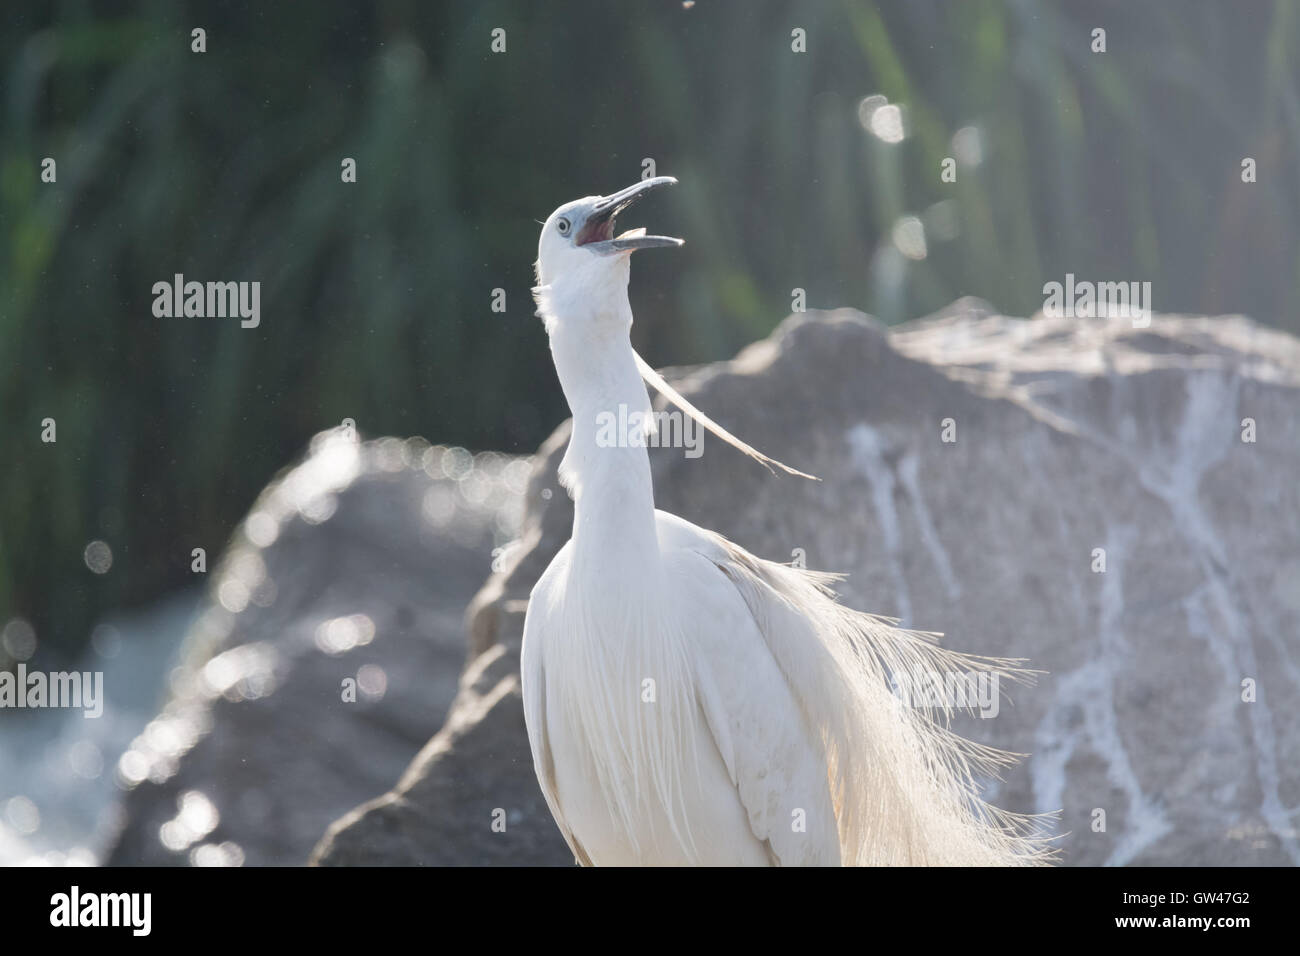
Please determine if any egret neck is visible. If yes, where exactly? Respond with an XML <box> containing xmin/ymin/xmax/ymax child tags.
<box><xmin>543</xmin><ymin>257</ymin><xmax>660</xmax><ymax>581</ymax></box>
<box><xmin>531</xmin><ymin>176</ymin><xmax>683</xmax><ymax>586</ymax></box>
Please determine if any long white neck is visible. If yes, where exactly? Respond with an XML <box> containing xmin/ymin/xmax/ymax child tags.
<box><xmin>541</xmin><ymin>266</ymin><xmax>661</xmax><ymax>577</ymax></box>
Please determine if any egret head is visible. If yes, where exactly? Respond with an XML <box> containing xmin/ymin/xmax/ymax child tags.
<box><xmin>534</xmin><ymin>177</ymin><xmax>683</xmax><ymax>293</ymax></box>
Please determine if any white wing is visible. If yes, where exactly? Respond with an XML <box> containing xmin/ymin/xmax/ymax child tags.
<box><xmin>520</xmin><ymin>543</ymin><xmax>592</xmax><ymax>866</ymax></box>
<box><xmin>525</xmin><ymin>525</ymin><xmax>840</xmax><ymax>865</ymax></box>
<box><xmin>524</xmin><ymin>511</ymin><xmax>1053</xmax><ymax>866</ymax></box>
<box><xmin>656</xmin><ymin>510</ymin><xmax>1056</xmax><ymax>866</ymax></box>
<box><xmin>665</xmin><ymin>542</ymin><xmax>842</xmax><ymax>865</ymax></box>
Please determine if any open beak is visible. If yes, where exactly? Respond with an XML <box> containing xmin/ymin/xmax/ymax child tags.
<box><xmin>577</xmin><ymin>176</ymin><xmax>684</xmax><ymax>254</ymax></box>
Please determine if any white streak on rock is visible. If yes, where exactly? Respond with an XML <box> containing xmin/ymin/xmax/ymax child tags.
<box><xmin>847</xmin><ymin>424</ymin><xmax>911</xmax><ymax>626</ymax></box>
<box><xmin>897</xmin><ymin>452</ymin><xmax>961</xmax><ymax>599</ymax></box>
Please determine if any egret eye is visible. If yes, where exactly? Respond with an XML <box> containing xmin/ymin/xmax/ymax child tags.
<box><xmin>557</xmin><ymin>217</ymin><xmax>571</xmax><ymax>236</ymax></box>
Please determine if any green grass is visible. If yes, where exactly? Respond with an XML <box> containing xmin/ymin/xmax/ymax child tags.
<box><xmin>2</xmin><ymin>0</ymin><xmax>1296</xmax><ymax>656</ymax></box>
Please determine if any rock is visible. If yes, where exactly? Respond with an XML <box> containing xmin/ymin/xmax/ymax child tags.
<box><xmin>104</xmin><ymin>433</ymin><xmax>531</xmax><ymax>865</ymax></box>
<box><xmin>316</xmin><ymin>301</ymin><xmax>1300</xmax><ymax>866</ymax></box>
<box><xmin>309</xmin><ymin>642</ymin><xmax>570</xmax><ymax>865</ymax></box>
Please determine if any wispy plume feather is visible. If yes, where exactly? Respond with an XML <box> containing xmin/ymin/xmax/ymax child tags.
<box><xmin>634</xmin><ymin>351</ymin><xmax>819</xmax><ymax>480</ymax></box>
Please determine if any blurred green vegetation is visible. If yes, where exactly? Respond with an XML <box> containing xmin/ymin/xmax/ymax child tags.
<box><xmin>2</xmin><ymin>0</ymin><xmax>1298</xmax><ymax>657</ymax></box>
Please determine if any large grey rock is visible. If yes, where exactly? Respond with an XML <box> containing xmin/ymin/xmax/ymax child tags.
<box><xmin>105</xmin><ymin>432</ymin><xmax>530</xmax><ymax>865</ymax></box>
<box><xmin>315</xmin><ymin>302</ymin><xmax>1300</xmax><ymax>866</ymax></box>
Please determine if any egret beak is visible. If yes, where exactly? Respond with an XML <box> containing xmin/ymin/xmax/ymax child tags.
<box><xmin>578</xmin><ymin>176</ymin><xmax>684</xmax><ymax>254</ymax></box>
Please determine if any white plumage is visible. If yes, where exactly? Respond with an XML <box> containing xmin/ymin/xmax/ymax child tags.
<box><xmin>522</xmin><ymin>178</ymin><xmax>1054</xmax><ymax>866</ymax></box>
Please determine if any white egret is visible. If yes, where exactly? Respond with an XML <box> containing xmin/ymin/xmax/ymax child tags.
<box><xmin>522</xmin><ymin>177</ymin><xmax>1053</xmax><ymax>865</ymax></box>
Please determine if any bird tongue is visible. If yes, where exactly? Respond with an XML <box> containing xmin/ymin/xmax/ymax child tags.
<box><xmin>617</xmin><ymin>227</ymin><xmax>646</xmax><ymax>239</ymax></box>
